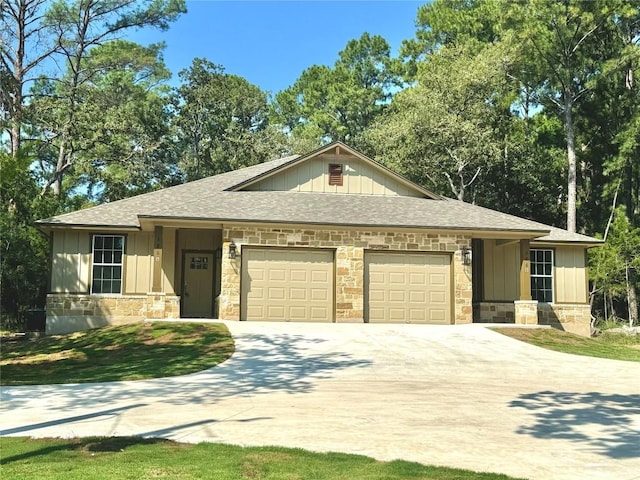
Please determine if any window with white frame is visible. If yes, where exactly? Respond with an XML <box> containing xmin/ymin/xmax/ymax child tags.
<box><xmin>530</xmin><ymin>248</ymin><xmax>553</xmax><ymax>303</ymax></box>
<box><xmin>92</xmin><ymin>235</ymin><xmax>124</xmax><ymax>294</ymax></box>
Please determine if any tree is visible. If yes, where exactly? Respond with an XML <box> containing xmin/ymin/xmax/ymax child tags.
<box><xmin>271</xmin><ymin>33</ymin><xmax>401</xmax><ymax>150</ymax></box>
<box><xmin>1</xmin><ymin>0</ymin><xmax>58</xmax><ymax>158</ymax></box>
<box><xmin>507</xmin><ymin>0</ymin><xmax>618</xmax><ymax>233</ymax></box>
<box><xmin>34</xmin><ymin>0</ymin><xmax>185</xmax><ymax>196</ymax></box>
<box><xmin>31</xmin><ymin>40</ymin><xmax>179</xmax><ymax>202</ymax></box>
<box><xmin>0</xmin><ymin>150</ymin><xmax>65</xmax><ymax>323</ymax></box>
<box><xmin>590</xmin><ymin>207</ymin><xmax>640</xmax><ymax>327</ymax></box>
<box><xmin>403</xmin><ymin>0</ymin><xmax>636</xmax><ymax>233</ymax></box>
<box><xmin>173</xmin><ymin>58</ymin><xmax>288</xmax><ymax>180</ymax></box>
<box><xmin>366</xmin><ymin>43</ymin><xmax>515</xmax><ymax>202</ymax></box>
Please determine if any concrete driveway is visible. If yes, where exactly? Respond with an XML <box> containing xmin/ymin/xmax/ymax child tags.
<box><xmin>1</xmin><ymin>322</ymin><xmax>639</xmax><ymax>480</ymax></box>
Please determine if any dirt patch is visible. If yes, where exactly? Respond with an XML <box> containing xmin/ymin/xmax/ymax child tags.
<box><xmin>493</xmin><ymin>328</ymin><xmax>537</xmax><ymax>342</ymax></box>
<box><xmin>142</xmin><ymin>332</ymin><xmax>177</xmax><ymax>345</ymax></box>
<box><xmin>1</xmin><ymin>349</ymin><xmax>87</xmax><ymax>365</ymax></box>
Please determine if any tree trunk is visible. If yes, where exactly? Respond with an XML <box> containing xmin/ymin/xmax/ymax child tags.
<box><xmin>626</xmin><ymin>264</ymin><xmax>638</xmax><ymax>328</ymax></box>
<box><xmin>564</xmin><ymin>93</ymin><xmax>577</xmax><ymax>233</ymax></box>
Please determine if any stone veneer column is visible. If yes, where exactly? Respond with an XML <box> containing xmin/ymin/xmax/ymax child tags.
<box><xmin>219</xmin><ymin>239</ymin><xmax>241</xmax><ymax>320</ymax></box>
<box><xmin>514</xmin><ymin>300</ymin><xmax>539</xmax><ymax>325</ymax></box>
<box><xmin>335</xmin><ymin>246</ymin><xmax>364</xmax><ymax>322</ymax></box>
<box><xmin>454</xmin><ymin>247</ymin><xmax>473</xmax><ymax>324</ymax></box>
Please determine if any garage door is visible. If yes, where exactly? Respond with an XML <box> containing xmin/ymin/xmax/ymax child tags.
<box><xmin>241</xmin><ymin>248</ymin><xmax>334</xmax><ymax>322</ymax></box>
<box><xmin>365</xmin><ymin>252</ymin><xmax>451</xmax><ymax>324</ymax></box>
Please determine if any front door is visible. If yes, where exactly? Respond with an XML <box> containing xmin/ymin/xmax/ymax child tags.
<box><xmin>182</xmin><ymin>252</ymin><xmax>214</xmax><ymax>317</ymax></box>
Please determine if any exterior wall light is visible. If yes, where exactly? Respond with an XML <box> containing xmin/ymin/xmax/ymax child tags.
<box><xmin>228</xmin><ymin>242</ymin><xmax>237</xmax><ymax>259</ymax></box>
<box><xmin>461</xmin><ymin>245</ymin><xmax>471</xmax><ymax>266</ymax></box>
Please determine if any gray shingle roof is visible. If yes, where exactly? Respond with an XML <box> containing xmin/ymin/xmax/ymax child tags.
<box><xmin>37</xmin><ymin>153</ymin><xmax>600</xmax><ymax>244</ymax></box>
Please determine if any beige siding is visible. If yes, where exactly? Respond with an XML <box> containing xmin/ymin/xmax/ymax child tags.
<box><xmin>553</xmin><ymin>246</ymin><xmax>588</xmax><ymax>303</ymax></box>
<box><xmin>246</xmin><ymin>154</ymin><xmax>422</xmax><ymax>197</ymax></box>
<box><xmin>51</xmin><ymin>231</ymin><xmax>91</xmax><ymax>293</ymax></box>
<box><xmin>124</xmin><ymin>232</ymin><xmax>153</xmax><ymax>294</ymax></box>
<box><xmin>483</xmin><ymin>240</ymin><xmax>519</xmax><ymax>301</ymax></box>
<box><xmin>162</xmin><ymin>227</ymin><xmax>177</xmax><ymax>294</ymax></box>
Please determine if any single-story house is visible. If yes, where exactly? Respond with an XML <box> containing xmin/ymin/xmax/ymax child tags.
<box><xmin>37</xmin><ymin>142</ymin><xmax>600</xmax><ymax>336</ymax></box>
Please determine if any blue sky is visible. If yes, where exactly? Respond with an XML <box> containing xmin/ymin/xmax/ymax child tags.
<box><xmin>132</xmin><ymin>1</ymin><xmax>424</xmax><ymax>95</ymax></box>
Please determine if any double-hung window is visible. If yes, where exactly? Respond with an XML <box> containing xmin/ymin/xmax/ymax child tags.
<box><xmin>530</xmin><ymin>249</ymin><xmax>553</xmax><ymax>303</ymax></box>
<box><xmin>92</xmin><ymin>235</ymin><xmax>124</xmax><ymax>294</ymax></box>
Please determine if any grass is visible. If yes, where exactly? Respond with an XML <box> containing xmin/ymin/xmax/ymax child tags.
<box><xmin>0</xmin><ymin>437</ymin><xmax>524</xmax><ymax>480</ymax></box>
<box><xmin>0</xmin><ymin>322</ymin><xmax>235</xmax><ymax>385</ymax></box>
<box><xmin>494</xmin><ymin>327</ymin><xmax>640</xmax><ymax>362</ymax></box>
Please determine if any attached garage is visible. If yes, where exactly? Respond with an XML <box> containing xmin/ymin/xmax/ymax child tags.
<box><xmin>365</xmin><ymin>252</ymin><xmax>452</xmax><ymax>324</ymax></box>
<box><xmin>241</xmin><ymin>248</ymin><xmax>334</xmax><ymax>322</ymax></box>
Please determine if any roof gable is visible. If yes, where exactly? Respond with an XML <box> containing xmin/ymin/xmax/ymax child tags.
<box><xmin>229</xmin><ymin>142</ymin><xmax>442</xmax><ymax>199</ymax></box>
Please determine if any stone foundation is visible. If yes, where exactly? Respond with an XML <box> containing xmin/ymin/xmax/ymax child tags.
<box><xmin>46</xmin><ymin>293</ymin><xmax>180</xmax><ymax>335</ymax></box>
<box><xmin>538</xmin><ymin>303</ymin><xmax>591</xmax><ymax>337</ymax></box>
<box><xmin>515</xmin><ymin>300</ymin><xmax>539</xmax><ymax>325</ymax></box>
<box><xmin>220</xmin><ymin>226</ymin><xmax>472</xmax><ymax>324</ymax></box>
<box><xmin>474</xmin><ymin>301</ymin><xmax>592</xmax><ymax>337</ymax></box>
<box><xmin>474</xmin><ymin>302</ymin><xmax>515</xmax><ymax>323</ymax></box>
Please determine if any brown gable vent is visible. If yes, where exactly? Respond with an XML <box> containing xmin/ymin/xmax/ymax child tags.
<box><xmin>328</xmin><ymin>163</ymin><xmax>343</xmax><ymax>186</ymax></box>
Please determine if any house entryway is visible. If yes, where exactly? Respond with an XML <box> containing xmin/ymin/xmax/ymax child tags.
<box><xmin>182</xmin><ymin>251</ymin><xmax>214</xmax><ymax>317</ymax></box>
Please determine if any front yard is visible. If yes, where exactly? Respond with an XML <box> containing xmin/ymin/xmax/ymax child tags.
<box><xmin>494</xmin><ymin>327</ymin><xmax>640</xmax><ymax>362</ymax></box>
<box><xmin>0</xmin><ymin>437</ymin><xmax>523</xmax><ymax>480</ymax></box>
<box><xmin>0</xmin><ymin>321</ymin><xmax>235</xmax><ymax>385</ymax></box>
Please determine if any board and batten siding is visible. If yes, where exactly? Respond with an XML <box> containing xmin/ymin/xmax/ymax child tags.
<box><xmin>482</xmin><ymin>240</ymin><xmax>588</xmax><ymax>304</ymax></box>
<box><xmin>51</xmin><ymin>230</ymin><xmax>91</xmax><ymax>293</ymax></box>
<box><xmin>553</xmin><ymin>246</ymin><xmax>588</xmax><ymax>303</ymax></box>
<box><xmin>161</xmin><ymin>227</ymin><xmax>177</xmax><ymax>294</ymax></box>
<box><xmin>51</xmin><ymin>229</ymin><xmax>177</xmax><ymax>295</ymax></box>
<box><xmin>246</xmin><ymin>154</ymin><xmax>422</xmax><ymax>197</ymax></box>
<box><xmin>124</xmin><ymin>231</ymin><xmax>153</xmax><ymax>294</ymax></box>
<box><xmin>482</xmin><ymin>240</ymin><xmax>520</xmax><ymax>301</ymax></box>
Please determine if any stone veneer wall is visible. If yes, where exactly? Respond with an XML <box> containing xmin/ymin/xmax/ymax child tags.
<box><xmin>538</xmin><ymin>303</ymin><xmax>592</xmax><ymax>337</ymax></box>
<box><xmin>474</xmin><ymin>301</ymin><xmax>592</xmax><ymax>337</ymax></box>
<box><xmin>46</xmin><ymin>293</ymin><xmax>180</xmax><ymax>335</ymax></box>
<box><xmin>219</xmin><ymin>226</ymin><xmax>472</xmax><ymax>324</ymax></box>
<box><xmin>474</xmin><ymin>302</ymin><xmax>516</xmax><ymax>323</ymax></box>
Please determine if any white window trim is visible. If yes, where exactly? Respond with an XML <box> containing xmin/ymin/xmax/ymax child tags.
<box><xmin>530</xmin><ymin>248</ymin><xmax>554</xmax><ymax>303</ymax></box>
<box><xmin>91</xmin><ymin>234</ymin><xmax>125</xmax><ymax>295</ymax></box>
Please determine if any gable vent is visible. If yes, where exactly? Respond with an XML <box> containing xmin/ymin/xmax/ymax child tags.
<box><xmin>328</xmin><ymin>163</ymin><xmax>343</xmax><ymax>186</ymax></box>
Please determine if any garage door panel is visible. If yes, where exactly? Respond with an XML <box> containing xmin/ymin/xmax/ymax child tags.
<box><xmin>366</xmin><ymin>252</ymin><xmax>451</xmax><ymax>324</ymax></box>
<box><xmin>388</xmin><ymin>308</ymin><xmax>407</xmax><ymax>322</ymax></box>
<box><xmin>242</xmin><ymin>248</ymin><xmax>334</xmax><ymax>322</ymax></box>
<box><xmin>430</xmin><ymin>291</ymin><xmax>446</xmax><ymax>303</ymax></box>
<box><xmin>311</xmin><ymin>270</ymin><xmax>329</xmax><ymax>283</ymax></box>
<box><xmin>269</xmin><ymin>269</ymin><xmax>286</xmax><ymax>282</ymax></box>
<box><xmin>388</xmin><ymin>290</ymin><xmax>406</xmax><ymax>302</ymax></box>
<box><xmin>290</xmin><ymin>269</ymin><xmax>307</xmax><ymax>282</ymax></box>
<box><xmin>311</xmin><ymin>288</ymin><xmax>329</xmax><ymax>301</ymax></box>
<box><xmin>409</xmin><ymin>291</ymin><xmax>426</xmax><ymax>303</ymax></box>
<box><xmin>389</xmin><ymin>272</ymin><xmax>406</xmax><ymax>284</ymax></box>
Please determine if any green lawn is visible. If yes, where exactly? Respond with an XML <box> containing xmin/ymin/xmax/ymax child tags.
<box><xmin>0</xmin><ymin>322</ymin><xmax>235</xmax><ymax>385</ymax></box>
<box><xmin>494</xmin><ymin>327</ymin><xmax>640</xmax><ymax>362</ymax></box>
<box><xmin>0</xmin><ymin>437</ymin><xmax>523</xmax><ymax>480</ymax></box>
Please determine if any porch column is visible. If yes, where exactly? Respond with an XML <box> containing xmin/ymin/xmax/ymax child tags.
<box><xmin>515</xmin><ymin>239</ymin><xmax>538</xmax><ymax>324</ymax></box>
<box><xmin>152</xmin><ymin>226</ymin><xmax>163</xmax><ymax>292</ymax></box>
<box><xmin>519</xmin><ymin>239</ymin><xmax>531</xmax><ymax>301</ymax></box>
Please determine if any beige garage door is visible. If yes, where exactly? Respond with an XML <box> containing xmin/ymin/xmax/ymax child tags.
<box><xmin>365</xmin><ymin>252</ymin><xmax>451</xmax><ymax>324</ymax></box>
<box><xmin>241</xmin><ymin>248</ymin><xmax>334</xmax><ymax>322</ymax></box>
